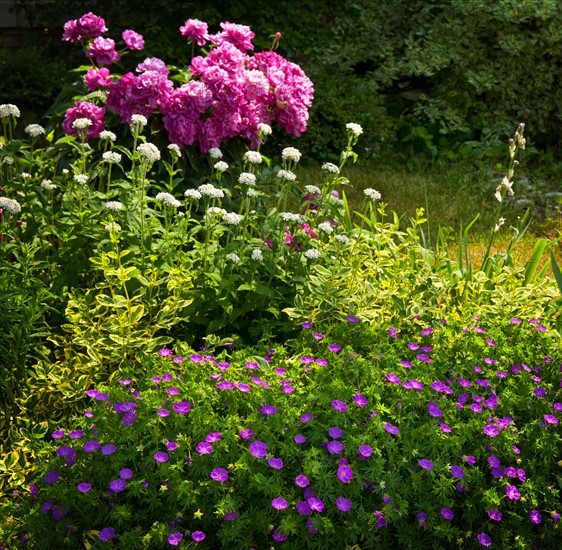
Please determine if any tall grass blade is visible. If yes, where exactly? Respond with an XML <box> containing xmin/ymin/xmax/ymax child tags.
<box><xmin>551</xmin><ymin>250</ymin><xmax>562</xmax><ymax>295</ymax></box>
<box><xmin>523</xmin><ymin>238</ymin><xmax>549</xmax><ymax>285</ymax></box>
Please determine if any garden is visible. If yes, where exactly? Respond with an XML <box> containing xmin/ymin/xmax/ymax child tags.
<box><xmin>1</xmin><ymin>9</ymin><xmax>562</xmax><ymax>550</ymax></box>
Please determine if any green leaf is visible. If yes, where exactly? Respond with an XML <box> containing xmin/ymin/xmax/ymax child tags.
<box><xmin>551</xmin><ymin>251</ymin><xmax>562</xmax><ymax>295</ymax></box>
<box><xmin>523</xmin><ymin>238</ymin><xmax>549</xmax><ymax>285</ymax></box>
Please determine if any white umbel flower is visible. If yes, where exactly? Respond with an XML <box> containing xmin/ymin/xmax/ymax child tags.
<box><xmin>2</xmin><ymin>156</ymin><xmax>14</xmax><ymax>165</ymax></box>
<box><xmin>364</xmin><ymin>188</ymin><xmax>381</xmax><ymax>200</ymax></box>
<box><xmin>131</xmin><ymin>114</ymin><xmax>148</xmax><ymax>126</ymax></box>
<box><xmin>155</xmin><ymin>192</ymin><xmax>181</xmax><ymax>207</ymax></box>
<box><xmin>25</xmin><ymin>124</ymin><xmax>45</xmax><ymax>137</ymax></box>
<box><xmin>244</xmin><ymin>151</ymin><xmax>262</xmax><ymax>164</ymax></box>
<box><xmin>167</xmin><ymin>143</ymin><xmax>182</xmax><ymax>157</ymax></box>
<box><xmin>304</xmin><ymin>248</ymin><xmax>320</xmax><ymax>259</ymax></box>
<box><xmin>105</xmin><ymin>221</ymin><xmax>121</xmax><ymax>232</ymax></box>
<box><xmin>72</xmin><ymin>118</ymin><xmax>93</xmax><ymax>130</ymax></box>
<box><xmin>258</xmin><ymin>123</ymin><xmax>272</xmax><ymax>135</ymax></box>
<box><xmin>184</xmin><ymin>189</ymin><xmax>202</xmax><ymax>200</ymax></box>
<box><xmin>251</xmin><ymin>249</ymin><xmax>263</xmax><ymax>260</ymax></box>
<box><xmin>207</xmin><ymin>207</ymin><xmax>226</xmax><ymax>216</ymax></box>
<box><xmin>276</xmin><ymin>169</ymin><xmax>296</xmax><ymax>181</ymax></box>
<box><xmin>238</xmin><ymin>172</ymin><xmax>256</xmax><ymax>185</ymax></box>
<box><xmin>280</xmin><ymin>212</ymin><xmax>304</xmax><ymax>222</ymax></box>
<box><xmin>0</xmin><ymin>104</ymin><xmax>20</xmax><ymax>118</ymax></box>
<box><xmin>198</xmin><ymin>183</ymin><xmax>224</xmax><ymax>198</ymax></box>
<box><xmin>282</xmin><ymin>147</ymin><xmax>301</xmax><ymax>163</ymax></box>
<box><xmin>99</xmin><ymin>130</ymin><xmax>117</xmax><ymax>141</ymax></box>
<box><xmin>0</xmin><ymin>197</ymin><xmax>22</xmax><ymax>213</ymax></box>
<box><xmin>227</xmin><ymin>253</ymin><xmax>240</xmax><ymax>263</ymax></box>
<box><xmin>223</xmin><ymin>212</ymin><xmax>244</xmax><ymax>225</ymax></box>
<box><xmin>246</xmin><ymin>188</ymin><xmax>258</xmax><ymax>197</ymax></box>
<box><xmin>214</xmin><ymin>161</ymin><xmax>229</xmax><ymax>172</ymax></box>
<box><xmin>346</xmin><ymin>122</ymin><xmax>363</xmax><ymax>137</ymax></box>
<box><xmin>321</xmin><ymin>162</ymin><xmax>339</xmax><ymax>174</ymax></box>
<box><xmin>104</xmin><ymin>201</ymin><xmax>123</xmax><ymax>211</ymax></box>
<box><xmin>41</xmin><ymin>179</ymin><xmax>56</xmax><ymax>191</ymax></box>
<box><xmin>335</xmin><ymin>234</ymin><xmax>350</xmax><ymax>243</ymax></box>
<box><xmin>102</xmin><ymin>151</ymin><xmax>122</xmax><ymax>164</ymax></box>
<box><xmin>318</xmin><ymin>222</ymin><xmax>333</xmax><ymax>234</ymax></box>
<box><xmin>73</xmin><ymin>174</ymin><xmax>88</xmax><ymax>185</ymax></box>
<box><xmin>209</xmin><ymin>147</ymin><xmax>223</xmax><ymax>159</ymax></box>
<box><xmin>304</xmin><ymin>185</ymin><xmax>321</xmax><ymax>195</ymax></box>
<box><xmin>137</xmin><ymin>143</ymin><xmax>160</xmax><ymax>163</ymax></box>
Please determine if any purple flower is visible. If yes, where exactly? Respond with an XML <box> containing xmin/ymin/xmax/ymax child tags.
<box><xmin>122</xmin><ymin>29</ymin><xmax>144</xmax><ymax>50</ymax></box>
<box><xmin>168</xmin><ymin>532</ymin><xmax>183</xmax><ymax>546</ymax></box>
<box><xmin>272</xmin><ymin>497</ymin><xmax>288</xmax><ymax>510</ymax></box>
<box><xmin>86</xmin><ymin>37</ymin><xmax>121</xmax><ymax>66</ymax></box>
<box><xmin>347</xmin><ymin>315</ymin><xmax>360</xmax><ymax>323</ymax></box>
<box><xmin>477</xmin><ymin>533</ymin><xmax>492</xmax><ymax>547</ymax></box>
<box><xmin>272</xmin><ymin>529</ymin><xmax>288</xmax><ymax>542</ymax></box>
<box><xmin>327</xmin><ymin>440</ymin><xmax>344</xmax><ymax>454</ymax></box>
<box><xmin>388</xmin><ymin>327</ymin><xmax>398</xmax><ymax>338</ymax></box>
<box><xmin>294</xmin><ymin>434</ymin><xmax>307</xmax><ymax>444</ymax></box>
<box><xmin>119</xmin><ymin>468</ymin><xmax>133</xmax><ymax>480</ymax></box>
<box><xmin>249</xmin><ymin>440</ymin><xmax>267</xmax><ymax>458</ymax></box>
<box><xmin>534</xmin><ymin>387</ymin><xmax>546</xmax><ymax>397</ymax></box>
<box><xmin>506</xmin><ymin>484</ymin><xmax>520</xmax><ymax>500</ymax></box>
<box><xmin>487</xmin><ymin>509</ymin><xmax>502</xmax><ymax>521</ymax></box>
<box><xmin>268</xmin><ymin>457</ymin><xmax>283</xmax><ymax>470</ymax></box>
<box><xmin>69</xmin><ymin>430</ymin><xmax>84</xmax><ymax>439</ymax></box>
<box><xmin>300</xmin><ymin>413</ymin><xmax>314</xmax><ymax>423</ymax></box>
<box><xmin>544</xmin><ymin>414</ymin><xmax>559</xmax><ymax>425</ymax></box>
<box><xmin>210</xmin><ymin>468</ymin><xmax>228</xmax><ymax>482</ymax></box>
<box><xmin>328</xmin><ymin>344</ymin><xmax>341</xmax><ymax>352</ymax></box>
<box><xmin>109</xmin><ymin>479</ymin><xmax>126</xmax><ymax>493</ymax></box>
<box><xmin>84</xmin><ymin>440</ymin><xmax>100</xmax><ymax>453</ymax></box>
<box><xmin>261</xmin><ymin>405</ymin><xmax>278</xmax><ymax>416</ymax></box>
<box><xmin>451</xmin><ymin>465</ymin><xmax>464</xmax><ymax>478</ymax></box>
<box><xmin>295</xmin><ymin>475</ymin><xmax>310</xmax><ymax>487</ymax></box>
<box><xmin>101</xmin><ymin>444</ymin><xmax>116</xmax><ymax>456</ymax></box>
<box><xmin>99</xmin><ymin>527</ymin><xmax>115</xmax><ymax>542</ymax></box>
<box><xmin>358</xmin><ymin>444</ymin><xmax>373</xmax><ymax>459</ymax></box>
<box><xmin>440</xmin><ymin>423</ymin><xmax>451</xmax><ymax>433</ymax></box>
<box><xmin>331</xmin><ymin>399</ymin><xmax>347</xmax><ymax>412</ymax></box>
<box><xmin>313</xmin><ymin>332</ymin><xmax>324</xmax><ymax>340</ymax></box>
<box><xmin>239</xmin><ymin>428</ymin><xmax>253</xmax><ymax>440</ymax></box>
<box><xmin>336</xmin><ymin>497</ymin><xmax>352</xmax><ymax>511</ymax></box>
<box><xmin>328</xmin><ymin>426</ymin><xmax>343</xmax><ymax>439</ymax></box>
<box><xmin>154</xmin><ymin>452</ymin><xmax>169</xmax><ymax>463</ymax></box>
<box><xmin>307</xmin><ymin>497</ymin><xmax>325</xmax><ymax>512</ymax></box>
<box><xmin>421</xmin><ymin>327</ymin><xmax>433</xmax><ymax>336</ymax></box>
<box><xmin>530</xmin><ymin>510</ymin><xmax>542</xmax><ymax>524</ymax></box>
<box><xmin>374</xmin><ymin>510</ymin><xmax>387</xmax><ymax>527</ymax></box>
<box><xmin>45</xmin><ymin>471</ymin><xmax>60</xmax><ymax>484</ymax></box>
<box><xmin>158</xmin><ymin>348</ymin><xmax>173</xmax><ymax>356</ymax></box>
<box><xmin>384</xmin><ymin>423</ymin><xmax>399</xmax><ymax>435</ymax></box>
<box><xmin>441</xmin><ymin>507</ymin><xmax>454</xmax><ymax>520</ymax></box>
<box><xmin>191</xmin><ymin>531</ymin><xmax>206</xmax><ymax>542</ymax></box>
<box><xmin>337</xmin><ymin>464</ymin><xmax>353</xmax><ymax>483</ymax></box>
<box><xmin>77</xmin><ymin>483</ymin><xmax>91</xmax><ymax>493</ymax></box>
<box><xmin>417</xmin><ymin>512</ymin><xmax>427</xmax><ymax>527</ymax></box>
<box><xmin>223</xmin><ymin>510</ymin><xmax>238</xmax><ymax>521</ymax></box>
<box><xmin>418</xmin><ymin>459</ymin><xmax>434</xmax><ymax>470</ymax></box>
<box><xmin>51</xmin><ymin>429</ymin><xmax>66</xmax><ymax>439</ymax></box>
<box><xmin>296</xmin><ymin>500</ymin><xmax>311</xmax><ymax>515</ymax></box>
<box><xmin>157</xmin><ymin>409</ymin><xmax>170</xmax><ymax>417</ymax></box>
<box><xmin>386</xmin><ymin>373</ymin><xmax>400</xmax><ymax>384</ymax></box>
<box><xmin>483</xmin><ymin>424</ymin><xmax>499</xmax><ymax>437</ymax></box>
<box><xmin>196</xmin><ymin>442</ymin><xmax>213</xmax><ymax>455</ymax></box>
<box><xmin>427</xmin><ymin>402</ymin><xmax>442</xmax><ymax>417</ymax></box>
<box><xmin>172</xmin><ymin>401</ymin><xmax>191</xmax><ymax>414</ymax></box>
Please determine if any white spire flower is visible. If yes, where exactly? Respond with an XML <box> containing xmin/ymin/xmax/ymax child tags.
<box><xmin>223</xmin><ymin>212</ymin><xmax>244</xmax><ymax>225</ymax></box>
<box><xmin>251</xmin><ymin>249</ymin><xmax>263</xmax><ymax>260</ymax></box>
<box><xmin>304</xmin><ymin>185</ymin><xmax>321</xmax><ymax>195</ymax></box>
<box><xmin>131</xmin><ymin>114</ymin><xmax>148</xmax><ymax>126</ymax></box>
<box><xmin>73</xmin><ymin>174</ymin><xmax>88</xmax><ymax>185</ymax></box>
<box><xmin>105</xmin><ymin>222</ymin><xmax>121</xmax><ymax>232</ymax></box>
<box><xmin>321</xmin><ymin>162</ymin><xmax>339</xmax><ymax>174</ymax></box>
<box><xmin>41</xmin><ymin>179</ymin><xmax>56</xmax><ymax>191</ymax></box>
<box><xmin>227</xmin><ymin>253</ymin><xmax>240</xmax><ymax>264</ymax></box>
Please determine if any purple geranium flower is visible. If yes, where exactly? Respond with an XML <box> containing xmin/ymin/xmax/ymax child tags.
<box><xmin>477</xmin><ymin>533</ymin><xmax>492</xmax><ymax>547</ymax></box>
<box><xmin>483</xmin><ymin>425</ymin><xmax>499</xmax><ymax>437</ymax></box>
<box><xmin>337</xmin><ymin>464</ymin><xmax>353</xmax><ymax>483</ymax></box>
<box><xmin>427</xmin><ymin>402</ymin><xmax>442</xmax><ymax>417</ymax></box>
<box><xmin>336</xmin><ymin>497</ymin><xmax>352</xmax><ymax>511</ymax></box>
<box><xmin>384</xmin><ymin>422</ymin><xmax>399</xmax><ymax>435</ymax></box>
<box><xmin>261</xmin><ymin>405</ymin><xmax>278</xmax><ymax>416</ymax></box>
<box><xmin>84</xmin><ymin>440</ymin><xmax>100</xmax><ymax>453</ymax></box>
<box><xmin>294</xmin><ymin>434</ymin><xmax>307</xmax><ymax>444</ymax></box>
<box><xmin>154</xmin><ymin>451</ymin><xmax>168</xmax><ymax>463</ymax></box>
<box><xmin>328</xmin><ymin>344</ymin><xmax>341</xmax><ymax>352</ymax></box>
<box><xmin>307</xmin><ymin>497</ymin><xmax>325</xmax><ymax>512</ymax></box>
<box><xmin>196</xmin><ymin>442</ymin><xmax>212</xmax><ymax>455</ymax></box>
<box><xmin>327</xmin><ymin>440</ymin><xmax>344</xmax><ymax>454</ymax></box>
<box><xmin>358</xmin><ymin>444</ymin><xmax>373</xmax><ymax>459</ymax></box>
<box><xmin>268</xmin><ymin>457</ymin><xmax>283</xmax><ymax>470</ymax></box>
<box><xmin>191</xmin><ymin>531</ymin><xmax>206</xmax><ymax>542</ymax></box>
<box><xmin>172</xmin><ymin>401</ymin><xmax>191</xmax><ymax>414</ymax></box>
<box><xmin>99</xmin><ymin>527</ymin><xmax>115</xmax><ymax>541</ymax></box>
<box><xmin>102</xmin><ymin>444</ymin><xmax>116</xmax><ymax>455</ymax></box>
<box><xmin>331</xmin><ymin>399</ymin><xmax>347</xmax><ymax>412</ymax></box>
<box><xmin>506</xmin><ymin>484</ymin><xmax>520</xmax><ymax>500</ymax></box>
<box><xmin>272</xmin><ymin>497</ymin><xmax>288</xmax><ymax>510</ymax></box>
<box><xmin>223</xmin><ymin>510</ymin><xmax>238</xmax><ymax>521</ymax></box>
<box><xmin>418</xmin><ymin>459</ymin><xmax>434</xmax><ymax>470</ymax></box>
<box><xmin>45</xmin><ymin>471</ymin><xmax>60</xmax><ymax>484</ymax></box>
<box><xmin>451</xmin><ymin>465</ymin><xmax>465</xmax><ymax>478</ymax></box>
<box><xmin>77</xmin><ymin>483</ymin><xmax>91</xmax><ymax>493</ymax></box>
<box><xmin>249</xmin><ymin>440</ymin><xmax>267</xmax><ymax>458</ymax></box>
<box><xmin>295</xmin><ymin>475</ymin><xmax>310</xmax><ymax>487</ymax></box>
<box><xmin>487</xmin><ymin>509</ymin><xmax>502</xmax><ymax>521</ymax></box>
<box><xmin>109</xmin><ymin>479</ymin><xmax>126</xmax><ymax>493</ymax></box>
<box><xmin>239</xmin><ymin>428</ymin><xmax>253</xmax><ymax>440</ymax></box>
<box><xmin>210</xmin><ymin>468</ymin><xmax>228</xmax><ymax>482</ymax></box>
<box><xmin>168</xmin><ymin>532</ymin><xmax>183</xmax><ymax>546</ymax></box>
<box><xmin>328</xmin><ymin>426</ymin><xmax>343</xmax><ymax>439</ymax></box>
<box><xmin>300</xmin><ymin>413</ymin><xmax>314</xmax><ymax>423</ymax></box>
<box><xmin>441</xmin><ymin>507</ymin><xmax>454</xmax><ymax>520</ymax></box>
<box><xmin>119</xmin><ymin>468</ymin><xmax>133</xmax><ymax>480</ymax></box>
<box><xmin>347</xmin><ymin>315</ymin><xmax>360</xmax><ymax>323</ymax></box>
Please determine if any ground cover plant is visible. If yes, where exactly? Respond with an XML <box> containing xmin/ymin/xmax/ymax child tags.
<box><xmin>1</xmin><ymin>10</ymin><xmax>562</xmax><ymax>550</ymax></box>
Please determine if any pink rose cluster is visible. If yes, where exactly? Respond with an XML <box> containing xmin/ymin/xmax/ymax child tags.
<box><xmin>62</xmin><ymin>15</ymin><xmax>313</xmax><ymax>151</ymax></box>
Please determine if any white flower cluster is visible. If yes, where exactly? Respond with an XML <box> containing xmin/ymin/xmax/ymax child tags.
<box><xmin>214</xmin><ymin>161</ymin><xmax>229</xmax><ymax>172</ymax></box>
<box><xmin>209</xmin><ymin>147</ymin><xmax>223</xmax><ymax>159</ymax></box>
<box><xmin>198</xmin><ymin>183</ymin><xmax>224</xmax><ymax>198</ymax></box>
<box><xmin>246</xmin><ymin>188</ymin><xmax>258</xmax><ymax>197</ymax></box>
<box><xmin>156</xmin><ymin>192</ymin><xmax>181</xmax><ymax>207</ymax></box>
<box><xmin>282</xmin><ymin>147</ymin><xmax>302</xmax><ymax>163</ymax></box>
<box><xmin>238</xmin><ymin>172</ymin><xmax>256</xmax><ymax>185</ymax></box>
<box><xmin>364</xmin><ymin>188</ymin><xmax>381</xmax><ymax>200</ymax></box>
<box><xmin>207</xmin><ymin>207</ymin><xmax>227</xmax><ymax>216</ymax></box>
<box><xmin>137</xmin><ymin>143</ymin><xmax>160</xmax><ymax>163</ymax></box>
<box><xmin>346</xmin><ymin>122</ymin><xmax>363</xmax><ymax>137</ymax></box>
<box><xmin>131</xmin><ymin>114</ymin><xmax>148</xmax><ymax>126</ymax></box>
<box><xmin>99</xmin><ymin>131</ymin><xmax>117</xmax><ymax>141</ymax></box>
<box><xmin>280</xmin><ymin>212</ymin><xmax>304</xmax><ymax>223</ymax></box>
<box><xmin>276</xmin><ymin>169</ymin><xmax>297</xmax><ymax>181</ymax></box>
<box><xmin>73</xmin><ymin>174</ymin><xmax>88</xmax><ymax>185</ymax></box>
<box><xmin>0</xmin><ymin>197</ymin><xmax>22</xmax><ymax>214</ymax></box>
<box><xmin>25</xmin><ymin>124</ymin><xmax>45</xmax><ymax>137</ymax></box>
<box><xmin>72</xmin><ymin>118</ymin><xmax>93</xmax><ymax>130</ymax></box>
<box><xmin>102</xmin><ymin>151</ymin><xmax>122</xmax><ymax>164</ymax></box>
<box><xmin>494</xmin><ymin>217</ymin><xmax>506</xmax><ymax>232</ymax></box>
<box><xmin>104</xmin><ymin>201</ymin><xmax>123</xmax><ymax>211</ymax></box>
<box><xmin>41</xmin><ymin>179</ymin><xmax>56</xmax><ymax>191</ymax></box>
<box><xmin>251</xmin><ymin>249</ymin><xmax>263</xmax><ymax>260</ymax></box>
<box><xmin>227</xmin><ymin>253</ymin><xmax>240</xmax><ymax>264</ymax></box>
<box><xmin>304</xmin><ymin>248</ymin><xmax>320</xmax><ymax>259</ymax></box>
<box><xmin>335</xmin><ymin>234</ymin><xmax>350</xmax><ymax>244</ymax></box>
<box><xmin>184</xmin><ymin>189</ymin><xmax>202</xmax><ymax>200</ymax></box>
<box><xmin>244</xmin><ymin>151</ymin><xmax>262</xmax><ymax>164</ymax></box>
<box><xmin>223</xmin><ymin>212</ymin><xmax>244</xmax><ymax>225</ymax></box>
<box><xmin>2</xmin><ymin>156</ymin><xmax>14</xmax><ymax>165</ymax></box>
<box><xmin>495</xmin><ymin>176</ymin><xmax>514</xmax><ymax>203</ymax></box>
<box><xmin>258</xmin><ymin>123</ymin><xmax>272</xmax><ymax>135</ymax></box>
<box><xmin>304</xmin><ymin>185</ymin><xmax>321</xmax><ymax>195</ymax></box>
<box><xmin>318</xmin><ymin>222</ymin><xmax>333</xmax><ymax>234</ymax></box>
<box><xmin>21</xmin><ymin>172</ymin><xmax>31</xmax><ymax>179</ymax></box>
<box><xmin>105</xmin><ymin>222</ymin><xmax>121</xmax><ymax>232</ymax></box>
<box><xmin>321</xmin><ymin>162</ymin><xmax>340</xmax><ymax>174</ymax></box>
<box><xmin>0</xmin><ymin>104</ymin><xmax>20</xmax><ymax>118</ymax></box>
<box><xmin>168</xmin><ymin>144</ymin><xmax>182</xmax><ymax>157</ymax></box>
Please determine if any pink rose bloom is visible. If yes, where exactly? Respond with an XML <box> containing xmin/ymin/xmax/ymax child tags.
<box><xmin>85</xmin><ymin>67</ymin><xmax>113</xmax><ymax>90</ymax></box>
<box><xmin>210</xmin><ymin>21</ymin><xmax>255</xmax><ymax>52</ymax></box>
<box><xmin>180</xmin><ymin>18</ymin><xmax>209</xmax><ymax>46</ymax></box>
<box><xmin>77</xmin><ymin>12</ymin><xmax>108</xmax><ymax>40</ymax></box>
<box><xmin>62</xmin><ymin>19</ymin><xmax>81</xmax><ymax>42</ymax></box>
<box><xmin>62</xmin><ymin>101</ymin><xmax>105</xmax><ymax>139</ymax></box>
<box><xmin>122</xmin><ymin>29</ymin><xmax>144</xmax><ymax>51</ymax></box>
<box><xmin>86</xmin><ymin>37</ymin><xmax>121</xmax><ymax>66</ymax></box>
